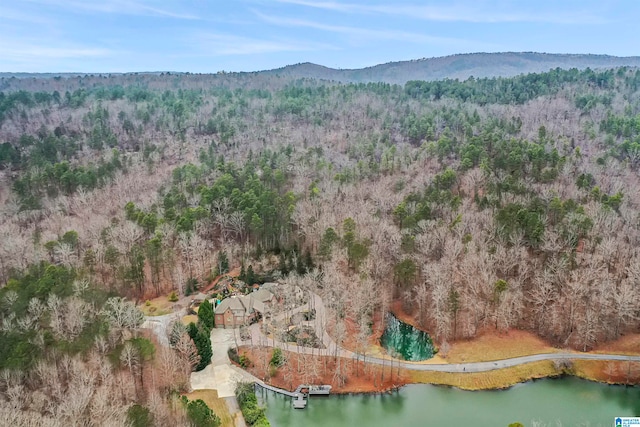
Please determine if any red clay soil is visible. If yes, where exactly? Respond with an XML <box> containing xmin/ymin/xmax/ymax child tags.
<box><xmin>325</xmin><ymin>311</ymin><xmax>384</xmax><ymax>355</ymax></box>
<box><xmin>389</xmin><ymin>299</ymin><xmax>427</xmax><ymax>331</ymax></box>
<box><xmin>201</xmin><ymin>275</ymin><xmax>224</xmax><ymax>294</ymax></box>
<box><xmin>326</xmin><ymin>300</ymin><xmax>429</xmax><ymax>355</ymax></box>
<box><xmin>592</xmin><ymin>333</ymin><xmax>640</xmax><ymax>354</ymax></box>
<box><xmin>237</xmin><ymin>346</ymin><xmax>408</xmax><ymax>394</ymax></box>
<box><xmin>201</xmin><ymin>267</ymin><xmax>241</xmax><ymax>293</ymax></box>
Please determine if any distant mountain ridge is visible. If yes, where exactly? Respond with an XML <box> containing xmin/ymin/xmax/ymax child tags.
<box><xmin>262</xmin><ymin>52</ymin><xmax>640</xmax><ymax>84</ymax></box>
<box><xmin>3</xmin><ymin>52</ymin><xmax>640</xmax><ymax>90</ymax></box>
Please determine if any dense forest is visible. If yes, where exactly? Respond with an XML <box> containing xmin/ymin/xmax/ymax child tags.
<box><xmin>2</xmin><ymin>65</ymin><xmax>640</xmax><ymax>424</ymax></box>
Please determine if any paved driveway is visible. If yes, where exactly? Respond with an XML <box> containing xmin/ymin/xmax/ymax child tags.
<box><xmin>190</xmin><ymin>328</ymin><xmax>258</xmax><ymax>397</ymax></box>
<box><xmin>141</xmin><ymin>310</ymin><xmax>185</xmax><ymax>346</ymax></box>
<box><xmin>244</xmin><ymin>292</ymin><xmax>640</xmax><ymax>373</ymax></box>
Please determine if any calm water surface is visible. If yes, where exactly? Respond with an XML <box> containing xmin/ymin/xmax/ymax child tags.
<box><xmin>380</xmin><ymin>313</ymin><xmax>434</xmax><ymax>361</ymax></box>
<box><xmin>261</xmin><ymin>377</ymin><xmax>639</xmax><ymax>427</ymax></box>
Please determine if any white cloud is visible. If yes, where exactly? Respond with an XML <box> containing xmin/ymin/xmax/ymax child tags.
<box><xmin>0</xmin><ymin>37</ymin><xmax>116</xmax><ymax>71</ymax></box>
<box><xmin>22</xmin><ymin>0</ymin><xmax>200</xmax><ymax>20</ymax></box>
<box><xmin>193</xmin><ymin>32</ymin><xmax>335</xmax><ymax>56</ymax></box>
<box><xmin>272</xmin><ymin>0</ymin><xmax>605</xmax><ymax>24</ymax></box>
<box><xmin>253</xmin><ymin>11</ymin><xmax>478</xmax><ymax>46</ymax></box>
<box><xmin>0</xmin><ymin>40</ymin><xmax>115</xmax><ymax>67</ymax></box>
<box><xmin>0</xmin><ymin>5</ymin><xmax>55</xmax><ymax>25</ymax></box>
<box><xmin>271</xmin><ymin>0</ymin><xmax>355</xmax><ymax>13</ymax></box>
<box><xmin>1</xmin><ymin>46</ymin><xmax>112</xmax><ymax>59</ymax></box>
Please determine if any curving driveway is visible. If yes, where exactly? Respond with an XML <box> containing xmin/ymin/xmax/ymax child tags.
<box><xmin>242</xmin><ymin>292</ymin><xmax>640</xmax><ymax>373</ymax></box>
<box><xmin>142</xmin><ymin>293</ymin><xmax>640</xmax><ymax>376</ymax></box>
<box><xmin>359</xmin><ymin>352</ymin><xmax>640</xmax><ymax>373</ymax></box>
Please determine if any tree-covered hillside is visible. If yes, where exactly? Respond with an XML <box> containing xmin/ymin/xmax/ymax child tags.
<box><xmin>2</xmin><ymin>65</ymin><xmax>640</xmax><ymax>422</ymax></box>
<box><xmin>4</xmin><ymin>52</ymin><xmax>640</xmax><ymax>86</ymax></box>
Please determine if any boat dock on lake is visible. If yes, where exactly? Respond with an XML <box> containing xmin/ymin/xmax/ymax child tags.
<box><xmin>256</xmin><ymin>382</ymin><xmax>332</xmax><ymax>409</ymax></box>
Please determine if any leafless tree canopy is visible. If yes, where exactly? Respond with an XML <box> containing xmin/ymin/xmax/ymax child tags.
<box><xmin>2</xmin><ymin>66</ymin><xmax>640</xmax><ymax>421</ymax></box>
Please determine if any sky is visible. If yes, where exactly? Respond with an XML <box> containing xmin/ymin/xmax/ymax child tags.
<box><xmin>0</xmin><ymin>0</ymin><xmax>638</xmax><ymax>73</ymax></box>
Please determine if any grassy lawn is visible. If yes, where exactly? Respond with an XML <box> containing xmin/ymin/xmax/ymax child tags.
<box><xmin>407</xmin><ymin>360</ymin><xmax>559</xmax><ymax>390</ymax></box>
<box><xmin>182</xmin><ymin>314</ymin><xmax>198</xmax><ymax>325</ymax></box>
<box><xmin>380</xmin><ymin>329</ymin><xmax>640</xmax><ymax>390</ymax></box>
<box><xmin>573</xmin><ymin>359</ymin><xmax>640</xmax><ymax>384</ymax></box>
<box><xmin>184</xmin><ymin>389</ymin><xmax>234</xmax><ymax>427</ymax></box>
<box><xmin>443</xmin><ymin>329</ymin><xmax>560</xmax><ymax>363</ymax></box>
<box><xmin>591</xmin><ymin>333</ymin><xmax>640</xmax><ymax>355</ymax></box>
<box><xmin>139</xmin><ymin>295</ymin><xmax>174</xmax><ymax>316</ymax></box>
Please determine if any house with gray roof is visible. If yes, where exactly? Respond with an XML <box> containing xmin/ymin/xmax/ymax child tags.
<box><xmin>214</xmin><ymin>289</ymin><xmax>274</xmax><ymax>328</ymax></box>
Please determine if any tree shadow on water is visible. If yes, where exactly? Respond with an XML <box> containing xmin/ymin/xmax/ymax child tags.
<box><xmin>599</xmin><ymin>384</ymin><xmax>640</xmax><ymax>415</ymax></box>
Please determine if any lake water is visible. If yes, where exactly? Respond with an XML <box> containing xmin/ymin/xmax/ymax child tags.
<box><xmin>261</xmin><ymin>377</ymin><xmax>639</xmax><ymax>427</ymax></box>
<box><xmin>379</xmin><ymin>313</ymin><xmax>434</xmax><ymax>361</ymax></box>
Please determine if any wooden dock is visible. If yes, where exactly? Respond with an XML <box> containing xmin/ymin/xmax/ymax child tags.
<box><xmin>305</xmin><ymin>385</ymin><xmax>331</xmax><ymax>395</ymax></box>
<box><xmin>255</xmin><ymin>382</ymin><xmax>331</xmax><ymax>409</ymax></box>
<box><xmin>255</xmin><ymin>381</ymin><xmax>296</xmax><ymax>397</ymax></box>
<box><xmin>292</xmin><ymin>394</ymin><xmax>307</xmax><ymax>409</ymax></box>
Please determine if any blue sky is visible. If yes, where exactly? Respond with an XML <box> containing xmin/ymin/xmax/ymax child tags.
<box><xmin>0</xmin><ymin>0</ymin><xmax>638</xmax><ymax>73</ymax></box>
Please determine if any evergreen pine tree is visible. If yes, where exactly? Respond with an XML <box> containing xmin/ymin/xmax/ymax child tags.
<box><xmin>296</xmin><ymin>252</ymin><xmax>306</xmax><ymax>275</ymax></box>
<box><xmin>198</xmin><ymin>299</ymin><xmax>215</xmax><ymax>330</ymax></box>
<box><xmin>188</xmin><ymin>322</ymin><xmax>212</xmax><ymax>371</ymax></box>
<box><xmin>185</xmin><ymin>399</ymin><xmax>221</xmax><ymax>427</ymax></box>
<box><xmin>304</xmin><ymin>250</ymin><xmax>314</xmax><ymax>271</ymax></box>
<box><xmin>246</xmin><ymin>265</ymin><xmax>255</xmax><ymax>286</ymax></box>
<box><xmin>239</xmin><ymin>263</ymin><xmax>246</xmax><ymax>282</ymax></box>
<box><xmin>216</xmin><ymin>251</ymin><xmax>229</xmax><ymax>275</ymax></box>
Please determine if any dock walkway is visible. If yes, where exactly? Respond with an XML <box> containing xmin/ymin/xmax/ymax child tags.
<box><xmin>254</xmin><ymin>381</ymin><xmax>297</xmax><ymax>398</ymax></box>
<box><xmin>255</xmin><ymin>382</ymin><xmax>331</xmax><ymax>409</ymax></box>
<box><xmin>294</xmin><ymin>384</ymin><xmax>332</xmax><ymax>395</ymax></box>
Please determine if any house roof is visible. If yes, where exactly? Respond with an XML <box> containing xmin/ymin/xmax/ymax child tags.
<box><xmin>215</xmin><ymin>296</ymin><xmax>246</xmax><ymax>314</ymax></box>
<box><xmin>249</xmin><ymin>299</ymin><xmax>266</xmax><ymax>314</ymax></box>
<box><xmin>215</xmin><ymin>291</ymin><xmax>272</xmax><ymax>316</ymax></box>
<box><xmin>261</xmin><ymin>282</ymin><xmax>279</xmax><ymax>292</ymax></box>
<box><xmin>252</xmin><ymin>288</ymin><xmax>274</xmax><ymax>303</ymax></box>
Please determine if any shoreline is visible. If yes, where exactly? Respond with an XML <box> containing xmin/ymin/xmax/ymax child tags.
<box><xmin>258</xmin><ymin>366</ymin><xmax>639</xmax><ymax>396</ymax></box>
<box><xmin>233</xmin><ymin>291</ymin><xmax>640</xmax><ymax>395</ymax></box>
<box><xmin>237</xmin><ymin>346</ymin><xmax>640</xmax><ymax>395</ymax></box>
<box><xmin>310</xmin><ymin>373</ymin><xmax>639</xmax><ymax>397</ymax></box>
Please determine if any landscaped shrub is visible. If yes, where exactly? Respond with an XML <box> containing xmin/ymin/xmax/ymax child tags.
<box><xmin>270</xmin><ymin>348</ymin><xmax>283</xmax><ymax>367</ymax></box>
<box><xmin>228</xmin><ymin>347</ymin><xmax>240</xmax><ymax>364</ymax></box>
<box><xmin>285</xmin><ymin>325</ymin><xmax>322</xmax><ymax>348</ymax></box>
<box><xmin>182</xmin><ymin>397</ymin><xmax>221</xmax><ymax>427</ymax></box>
<box><xmin>228</xmin><ymin>347</ymin><xmax>251</xmax><ymax>367</ymax></box>
<box><xmin>235</xmin><ymin>383</ymin><xmax>270</xmax><ymax>426</ymax></box>
<box><xmin>239</xmin><ymin>354</ymin><xmax>250</xmax><ymax>368</ymax></box>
